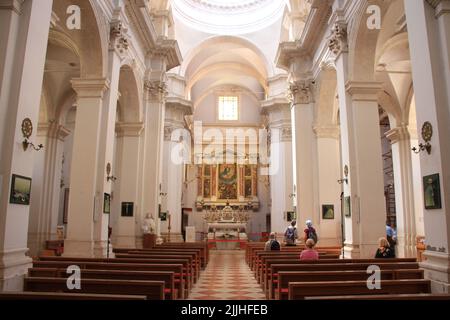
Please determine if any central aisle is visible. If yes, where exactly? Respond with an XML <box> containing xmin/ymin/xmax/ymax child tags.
<box><xmin>189</xmin><ymin>250</ymin><xmax>266</xmax><ymax>300</ymax></box>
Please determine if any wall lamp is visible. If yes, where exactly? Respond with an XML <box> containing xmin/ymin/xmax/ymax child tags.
<box><xmin>338</xmin><ymin>165</ymin><xmax>349</xmax><ymax>184</ymax></box>
<box><xmin>412</xmin><ymin>122</ymin><xmax>433</xmax><ymax>155</ymax></box>
<box><xmin>21</xmin><ymin>118</ymin><xmax>44</xmax><ymax>151</ymax></box>
<box><xmin>106</xmin><ymin>163</ymin><xmax>117</xmax><ymax>182</ymax></box>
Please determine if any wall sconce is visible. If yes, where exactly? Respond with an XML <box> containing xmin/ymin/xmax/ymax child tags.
<box><xmin>412</xmin><ymin>121</ymin><xmax>433</xmax><ymax>155</ymax></box>
<box><xmin>21</xmin><ymin>118</ymin><xmax>43</xmax><ymax>151</ymax></box>
<box><xmin>106</xmin><ymin>163</ymin><xmax>117</xmax><ymax>182</ymax></box>
<box><xmin>338</xmin><ymin>165</ymin><xmax>349</xmax><ymax>184</ymax></box>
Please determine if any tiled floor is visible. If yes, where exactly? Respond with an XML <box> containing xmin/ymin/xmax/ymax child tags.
<box><xmin>188</xmin><ymin>250</ymin><xmax>266</xmax><ymax>300</ymax></box>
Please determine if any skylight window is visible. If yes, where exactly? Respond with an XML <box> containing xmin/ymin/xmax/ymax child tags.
<box><xmin>218</xmin><ymin>96</ymin><xmax>238</xmax><ymax>121</ymax></box>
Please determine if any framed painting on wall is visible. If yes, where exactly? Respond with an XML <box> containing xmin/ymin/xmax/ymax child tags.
<box><xmin>9</xmin><ymin>174</ymin><xmax>32</xmax><ymax>205</ymax></box>
<box><xmin>423</xmin><ymin>173</ymin><xmax>442</xmax><ymax>209</ymax></box>
<box><xmin>322</xmin><ymin>204</ymin><xmax>335</xmax><ymax>219</ymax></box>
<box><xmin>121</xmin><ymin>202</ymin><xmax>134</xmax><ymax>217</ymax></box>
<box><xmin>103</xmin><ymin>193</ymin><xmax>111</xmax><ymax>214</ymax></box>
<box><xmin>344</xmin><ymin>196</ymin><xmax>351</xmax><ymax>217</ymax></box>
<box><xmin>63</xmin><ymin>188</ymin><xmax>70</xmax><ymax>224</ymax></box>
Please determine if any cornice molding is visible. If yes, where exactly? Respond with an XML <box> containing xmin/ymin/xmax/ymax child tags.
<box><xmin>0</xmin><ymin>0</ymin><xmax>24</xmax><ymax>15</ymax></box>
<box><xmin>116</xmin><ymin>122</ymin><xmax>144</xmax><ymax>137</ymax></box>
<box><xmin>71</xmin><ymin>78</ymin><xmax>110</xmax><ymax>98</ymax></box>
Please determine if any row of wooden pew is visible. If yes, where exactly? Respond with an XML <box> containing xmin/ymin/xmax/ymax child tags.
<box><xmin>1</xmin><ymin>242</ymin><xmax>209</xmax><ymax>300</ymax></box>
<box><xmin>245</xmin><ymin>242</ymin><xmax>450</xmax><ymax>300</ymax></box>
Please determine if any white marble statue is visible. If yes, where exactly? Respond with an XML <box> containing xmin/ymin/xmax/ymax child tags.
<box><xmin>142</xmin><ymin>213</ymin><xmax>156</xmax><ymax>234</ymax></box>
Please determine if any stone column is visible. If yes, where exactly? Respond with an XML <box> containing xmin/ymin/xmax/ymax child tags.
<box><xmin>161</xmin><ymin>100</ymin><xmax>192</xmax><ymax>242</ymax></box>
<box><xmin>28</xmin><ymin>123</ymin><xmax>70</xmax><ymax>256</ymax></box>
<box><xmin>0</xmin><ymin>0</ymin><xmax>53</xmax><ymax>290</ymax></box>
<box><xmin>405</xmin><ymin>0</ymin><xmax>450</xmax><ymax>292</ymax></box>
<box><xmin>314</xmin><ymin>125</ymin><xmax>342</xmax><ymax>246</ymax></box>
<box><xmin>261</xmin><ymin>100</ymin><xmax>294</xmax><ymax>239</ymax></box>
<box><xmin>289</xmin><ymin>80</ymin><xmax>318</xmax><ymax>230</ymax></box>
<box><xmin>63</xmin><ymin>79</ymin><xmax>110</xmax><ymax>257</ymax></box>
<box><xmin>386</xmin><ymin>126</ymin><xmax>417</xmax><ymax>258</ymax></box>
<box><xmin>112</xmin><ymin>122</ymin><xmax>143</xmax><ymax>248</ymax></box>
<box><xmin>92</xmin><ymin>18</ymin><xmax>128</xmax><ymax>257</ymax></box>
<box><xmin>141</xmin><ymin>79</ymin><xmax>167</xmax><ymax>234</ymax></box>
<box><xmin>330</xmin><ymin>23</ymin><xmax>386</xmax><ymax>258</ymax></box>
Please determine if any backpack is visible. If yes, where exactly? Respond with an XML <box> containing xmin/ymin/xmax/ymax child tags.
<box><xmin>270</xmin><ymin>240</ymin><xmax>281</xmax><ymax>251</ymax></box>
<box><xmin>285</xmin><ymin>227</ymin><xmax>296</xmax><ymax>241</ymax></box>
<box><xmin>307</xmin><ymin>227</ymin><xmax>318</xmax><ymax>244</ymax></box>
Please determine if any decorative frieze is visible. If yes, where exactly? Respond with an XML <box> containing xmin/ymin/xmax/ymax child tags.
<box><xmin>328</xmin><ymin>22</ymin><xmax>348</xmax><ymax>57</ymax></box>
<box><xmin>110</xmin><ymin>20</ymin><xmax>130</xmax><ymax>56</ymax></box>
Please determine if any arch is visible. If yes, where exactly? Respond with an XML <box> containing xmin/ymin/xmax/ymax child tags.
<box><xmin>314</xmin><ymin>68</ymin><xmax>338</xmax><ymax>126</ymax></box>
<box><xmin>118</xmin><ymin>64</ymin><xmax>143</xmax><ymax>123</ymax></box>
<box><xmin>52</xmin><ymin>0</ymin><xmax>107</xmax><ymax>78</ymax></box>
<box><xmin>187</xmin><ymin>62</ymin><xmax>268</xmax><ymax>96</ymax></box>
<box><xmin>348</xmin><ymin>0</ymin><xmax>391</xmax><ymax>81</ymax></box>
<box><xmin>180</xmin><ymin>35</ymin><xmax>274</xmax><ymax>78</ymax></box>
<box><xmin>193</xmin><ymin>84</ymin><xmax>262</xmax><ymax>110</ymax></box>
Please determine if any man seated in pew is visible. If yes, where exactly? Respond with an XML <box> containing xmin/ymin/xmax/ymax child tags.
<box><xmin>375</xmin><ymin>237</ymin><xmax>396</xmax><ymax>258</ymax></box>
<box><xmin>264</xmin><ymin>232</ymin><xmax>281</xmax><ymax>251</ymax></box>
<box><xmin>299</xmin><ymin>239</ymin><xmax>319</xmax><ymax>261</ymax></box>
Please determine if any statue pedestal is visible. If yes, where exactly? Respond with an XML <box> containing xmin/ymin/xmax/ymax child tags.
<box><xmin>143</xmin><ymin>234</ymin><xmax>156</xmax><ymax>249</ymax></box>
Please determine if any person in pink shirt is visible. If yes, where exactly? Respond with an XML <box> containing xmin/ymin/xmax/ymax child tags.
<box><xmin>300</xmin><ymin>239</ymin><xmax>319</xmax><ymax>261</ymax></box>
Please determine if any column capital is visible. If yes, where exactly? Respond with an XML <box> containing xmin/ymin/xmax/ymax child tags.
<box><xmin>71</xmin><ymin>78</ymin><xmax>110</xmax><ymax>98</ymax></box>
<box><xmin>345</xmin><ymin>81</ymin><xmax>383</xmax><ymax>101</ymax></box>
<box><xmin>268</xmin><ymin>121</ymin><xmax>292</xmax><ymax>142</ymax></box>
<box><xmin>288</xmin><ymin>79</ymin><xmax>315</xmax><ymax>105</ymax></box>
<box><xmin>313</xmin><ymin>125</ymin><xmax>340</xmax><ymax>140</ymax></box>
<box><xmin>116</xmin><ymin>122</ymin><xmax>144</xmax><ymax>137</ymax></box>
<box><xmin>385</xmin><ymin>126</ymin><xmax>411</xmax><ymax>144</ymax></box>
<box><xmin>144</xmin><ymin>79</ymin><xmax>168</xmax><ymax>101</ymax></box>
<box><xmin>328</xmin><ymin>22</ymin><xmax>348</xmax><ymax>58</ymax></box>
<box><xmin>0</xmin><ymin>0</ymin><xmax>25</xmax><ymax>15</ymax></box>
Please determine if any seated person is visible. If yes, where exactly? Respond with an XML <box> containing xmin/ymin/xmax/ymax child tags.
<box><xmin>300</xmin><ymin>239</ymin><xmax>319</xmax><ymax>261</ymax></box>
<box><xmin>375</xmin><ymin>237</ymin><xmax>396</xmax><ymax>258</ymax></box>
<box><xmin>265</xmin><ymin>232</ymin><xmax>281</xmax><ymax>251</ymax></box>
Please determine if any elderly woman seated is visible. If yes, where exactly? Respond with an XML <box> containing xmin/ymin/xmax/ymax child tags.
<box><xmin>300</xmin><ymin>239</ymin><xmax>319</xmax><ymax>261</ymax></box>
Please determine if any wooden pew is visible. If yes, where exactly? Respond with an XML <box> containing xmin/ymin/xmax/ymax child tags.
<box><xmin>248</xmin><ymin>245</ymin><xmax>342</xmax><ymax>269</ymax></box>
<box><xmin>37</xmin><ymin>256</ymin><xmax>193</xmax><ymax>293</ymax></box>
<box><xmin>305</xmin><ymin>293</ymin><xmax>450</xmax><ymax>300</ymax></box>
<box><xmin>28</xmin><ymin>268</ymin><xmax>177</xmax><ymax>300</ymax></box>
<box><xmin>257</xmin><ymin>253</ymin><xmax>341</xmax><ymax>285</ymax></box>
<box><xmin>32</xmin><ymin>261</ymin><xmax>186</xmax><ymax>299</ymax></box>
<box><xmin>113</xmin><ymin>247</ymin><xmax>206</xmax><ymax>269</ymax></box>
<box><xmin>127</xmin><ymin>248</ymin><xmax>203</xmax><ymax>270</ymax></box>
<box><xmin>115</xmin><ymin>252</ymin><xmax>200</xmax><ymax>283</ymax></box>
<box><xmin>263</xmin><ymin>258</ymin><xmax>417</xmax><ymax>295</ymax></box>
<box><xmin>288</xmin><ymin>279</ymin><xmax>431</xmax><ymax>300</ymax></box>
<box><xmin>276</xmin><ymin>269</ymin><xmax>424</xmax><ymax>300</ymax></box>
<box><xmin>156</xmin><ymin>242</ymin><xmax>209</xmax><ymax>268</ymax></box>
<box><xmin>116</xmin><ymin>252</ymin><xmax>200</xmax><ymax>283</ymax></box>
<box><xmin>24</xmin><ymin>277</ymin><xmax>166</xmax><ymax>300</ymax></box>
<box><xmin>0</xmin><ymin>292</ymin><xmax>147</xmax><ymax>300</ymax></box>
<box><xmin>268</xmin><ymin>262</ymin><xmax>420</xmax><ymax>300</ymax></box>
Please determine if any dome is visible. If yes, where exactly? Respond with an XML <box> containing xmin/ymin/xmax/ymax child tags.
<box><xmin>172</xmin><ymin>0</ymin><xmax>287</xmax><ymax>35</ymax></box>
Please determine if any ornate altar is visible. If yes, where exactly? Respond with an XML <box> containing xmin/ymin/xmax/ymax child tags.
<box><xmin>195</xmin><ymin>162</ymin><xmax>260</xmax><ymax>211</ymax></box>
<box><xmin>203</xmin><ymin>203</ymin><xmax>251</xmax><ymax>250</ymax></box>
